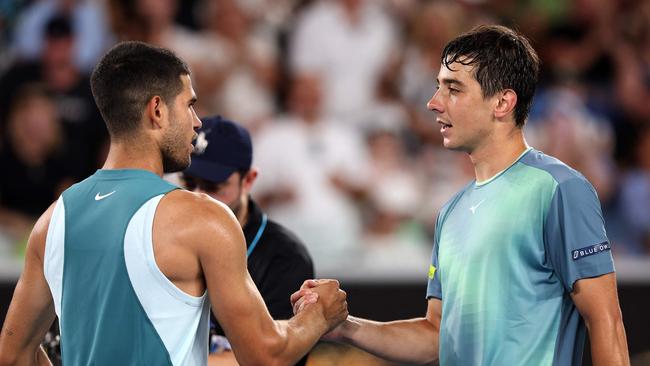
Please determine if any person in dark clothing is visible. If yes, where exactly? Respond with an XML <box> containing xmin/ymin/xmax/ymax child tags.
<box><xmin>0</xmin><ymin>84</ymin><xmax>73</xmax><ymax>244</ymax></box>
<box><xmin>0</xmin><ymin>13</ymin><xmax>107</xmax><ymax>181</ymax></box>
<box><xmin>182</xmin><ymin>115</ymin><xmax>314</xmax><ymax>366</ymax></box>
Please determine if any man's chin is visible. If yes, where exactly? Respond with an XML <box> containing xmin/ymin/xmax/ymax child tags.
<box><xmin>443</xmin><ymin>142</ymin><xmax>472</xmax><ymax>154</ymax></box>
<box><xmin>163</xmin><ymin>157</ymin><xmax>191</xmax><ymax>174</ymax></box>
<box><xmin>443</xmin><ymin>139</ymin><xmax>458</xmax><ymax>150</ymax></box>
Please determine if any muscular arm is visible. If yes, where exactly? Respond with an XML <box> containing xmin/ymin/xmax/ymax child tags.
<box><xmin>571</xmin><ymin>273</ymin><xmax>629</xmax><ymax>366</ymax></box>
<box><xmin>0</xmin><ymin>205</ymin><xmax>56</xmax><ymax>366</ymax></box>
<box><xmin>331</xmin><ymin>298</ymin><xmax>441</xmax><ymax>364</ymax></box>
<box><xmin>169</xmin><ymin>192</ymin><xmax>345</xmax><ymax>366</ymax></box>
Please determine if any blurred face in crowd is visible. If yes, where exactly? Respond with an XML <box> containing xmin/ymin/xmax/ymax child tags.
<box><xmin>211</xmin><ymin>0</ymin><xmax>248</xmax><ymax>39</ymax></box>
<box><xmin>136</xmin><ymin>0</ymin><xmax>178</xmax><ymax>29</ymax></box>
<box><xmin>289</xmin><ymin>73</ymin><xmax>323</xmax><ymax>123</ymax></box>
<box><xmin>43</xmin><ymin>36</ymin><xmax>74</xmax><ymax>70</ymax></box>
<box><xmin>427</xmin><ymin>61</ymin><xmax>497</xmax><ymax>153</ymax></box>
<box><xmin>368</xmin><ymin>131</ymin><xmax>405</xmax><ymax>165</ymax></box>
<box><xmin>161</xmin><ymin>75</ymin><xmax>201</xmax><ymax>173</ymax></box>
<box><xmin>8</xmin><ymin>94</ymin><xmax>61</xmax><ymax>166</ymax></box>
<box><xmin>184</xmin><ymin>170</ymin><xmax>257</xmax><ymax>220</ymax></box>
<box><xmin>43</xmin><ymin>34</ymin><xmax>78</xmax><ymax>91</ymax></box>
<box><xmin>340</xmin><ymin>0</ymin><xmax>364</xmax><ymax>20</ymax></box>
<box><xmin>413</xmin><ymin>1</ymin><xmax>465</xmax><ymax>52</ymax></box>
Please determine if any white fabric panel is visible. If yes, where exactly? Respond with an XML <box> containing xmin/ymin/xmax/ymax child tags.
<box><xmin>44</xmin><ymin>197</ymin><xmax>66</xmax><ymax>319</ymax></box>
<box><xmin>124</xmin><ymin>195</ymin><xmax>209</xmax><ymax>366</ymax></box>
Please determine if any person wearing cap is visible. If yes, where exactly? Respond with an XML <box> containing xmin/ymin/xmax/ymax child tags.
<box><xmin>0</xmin><ymin>42</ymin><xmax>346</xmax><ymax>366</ymax></box>
<box><xmin>183</xmin><ymin>116</ymin><xmax>314</xmax><ymax>366</ymax></box>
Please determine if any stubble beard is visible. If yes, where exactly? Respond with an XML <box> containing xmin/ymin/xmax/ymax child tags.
<box><xmin>161</xmin><ymin>112</ymin><xmax>191</xmax><ymax>173</ymax></box>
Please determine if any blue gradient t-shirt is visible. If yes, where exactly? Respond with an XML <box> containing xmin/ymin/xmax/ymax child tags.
<box><xmin>427</xmin><ymin>148</ymin><xmax>614</xmax><ymax>366</ymax></box>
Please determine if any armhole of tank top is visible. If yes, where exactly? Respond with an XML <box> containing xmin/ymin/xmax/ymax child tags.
<box><xmin>142</xmin><ymin>194</ymin><xmax>207</xmax><ymax>306</ymax></box>
<box><xmin>44</xmin><ymin>196</ymin><xmax>65</xmax><ymax>318</ymax></box>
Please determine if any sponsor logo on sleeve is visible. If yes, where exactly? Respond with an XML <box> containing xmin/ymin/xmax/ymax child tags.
<box><xmin>572</xmin><ymin>242</ymin><xmax>611</xmax><ymax>260</ymax></box>
<box><xmin>428</xmin><ymin>265</ymin><xmax>437</xmax><ymax>279</ymax></box>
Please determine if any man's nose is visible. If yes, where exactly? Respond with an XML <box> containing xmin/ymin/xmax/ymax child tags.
<box><xmin>427</xmin><ymin>90</ymin><xmax>443</xmax><ymax>113</ymax></box>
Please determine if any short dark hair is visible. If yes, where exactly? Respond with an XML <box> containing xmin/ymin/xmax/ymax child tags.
<box><xmin>441</xmin><ymin>25</ymin><xmax>540</xmax><ymax>127</ymax></box>
<box><xmin>8</xmin><ymin>83</ymin><xmax>56</xmax><ymax>119</ymax></box>
<box><xmin>44</xmin><ymin>13</ymin><xmax>73</xmax><ymax>39</ymax></box>
<box><xmin>90</xmin><ymin>41</ymin><xmax>190</xmax><ymax>138</ymax></box>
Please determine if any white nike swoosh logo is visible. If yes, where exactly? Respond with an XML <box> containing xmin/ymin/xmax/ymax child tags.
<box><xmin>469</xmin><ymin>200</ymin><xmax>485</xmax><ymax>214</ymax></box>
<box><xmin>95</xmin><ymin>191</ymin><xmax>116</xmax><ymax>201</ymax></box>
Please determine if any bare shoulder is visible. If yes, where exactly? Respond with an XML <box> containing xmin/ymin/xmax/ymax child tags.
<box><xmin>157</xmin><ymin>189</ymin><xmax>239</xmax><ymax>230</ymax></box>
<box><xmin>155</xmin><ymin>189</ymin><xmax>245</xmax><ymax>253</ymax></box>
<box><xmin>28</xmin><ymin>201</ymin><xmax>58</xmax><ymax>261</ymax></box>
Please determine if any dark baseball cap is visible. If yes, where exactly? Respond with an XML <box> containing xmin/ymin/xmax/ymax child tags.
<box><xmin>184</xmin><ymin>116</ymin><xmax>252</xmax><ymax>183</ymax></box>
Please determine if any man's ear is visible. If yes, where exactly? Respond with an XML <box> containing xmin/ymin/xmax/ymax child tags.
<box><xmin>494</xmin><ymin>89</ymin><xmax>517</xmax><ymax>120</ymax></box>
<box><xmin>242</xmin><ymin>168</ymin><xmax>258</xmax><ymax>194</ymax></box>
<box><xmin>145</xmin><ymin>96</ymin><xmax>166</xmax><ymax>130</ymax></box>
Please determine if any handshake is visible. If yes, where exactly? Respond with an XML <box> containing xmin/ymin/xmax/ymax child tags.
<box><xmin>290</xmin><ymin>279</ymin><xmax>349</xmax><ymax>336</ymax></box>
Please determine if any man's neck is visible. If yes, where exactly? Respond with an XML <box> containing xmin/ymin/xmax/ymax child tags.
<box><xmin>102</xmin><ymin>140</ymin><xmax>164</xmax><ymax>177</ymax></box>
<box><xmin>233</xmin><ymin>196</ymin><xmax>252</xmax><ymax>228</ymax></box>
<box><xmin>237</xmin><ymin>203</ymin><xmax>249</xmax><ymax>227</ymax></box>
<box><xmin>469</xmin><ymin>128</ymin><xmax>529</xmax><ymax>183</ymax></box>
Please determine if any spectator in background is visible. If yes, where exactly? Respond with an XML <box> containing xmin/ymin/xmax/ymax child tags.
<box><xmin>182</xmin><ymin>116</ymin><xmax>314</xmax><ymax>366</ymax></box>
<box><xmin>526</xmin><ymin>87</ymin><xmax>616</xmax><ymax>202</ymax></box>
<box><xmin>399</xmin><ymin>0</ymin><xmax>469</xmax><ymax>137</ymax></box>
<box><xmin>194</xmin><ymin>0</ymin><xmax>279</xmax><ymax>128</ymax></box>
<box><xmin>395</xmin><ymin>1</ymin><xmax>476</xmax><ymax>228</ymax></box>
<box><xmin>253</xmin><ymin>72</ymin><xmax>370</xmax><ymax>267</ymax></box>
<box><xmin>127</xmin><ymin>0</ymin><xmax>207</xmax><ymax>67</ymax></box>
<box><xmin>527</xmin><ymin>21</ymin><xmax>618</xmax><ymax>203</ymax></box>
<box><xmin>361</xmin><ymin>119</ymin><xmax>431</xmax><ymax>271</ymax></box>
<box><xmin>0</xmin><ymin>84</ymin><xmax>72</xmax><ymax>248</ymax></box>
<box><xmin>613</xmin><ymin>1</ymin><xmax>650</xmax><ymax>123</ymax></box>
<box><xmin>353</xmin><ymin>52</ymin><xmax>432</xmax><ymax>265</ymax></box>
<box><xmin>290</xmin><ymin>0</ymin><xmax>398</xmax><ymax>127</ymax></box>
<box><xmin>11</xmin><ymin>0</ymin><xmax>112</xmax><ymax>72</ymax></box>
<box><xmin>0</xmin><ymin>13</ymin><xmax>107</xmax><ymax>181</ymax></box>
<box><xmin>107</xmin><ymin>0</ymin><xmax>220</xmax><ymax>116</ymax></box>
<box><xmin>613</xmin><ymin>126</ymin><xmax>650</xmax><ymax>255</ymax></box>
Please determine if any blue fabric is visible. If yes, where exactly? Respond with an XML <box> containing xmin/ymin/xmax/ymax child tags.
<box><xmin>60</xmin><ymin>169</ymin><xmax>177</xmax><ymax>365</ymax></box>
<box><xmin>425</xmin><ymin>149</ymin><xmax>614</xmax><ymax>366</ymax></box>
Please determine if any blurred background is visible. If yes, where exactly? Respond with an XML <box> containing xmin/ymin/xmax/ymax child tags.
<box><xmin>0</xmin><ymin>0</ymin><xmax>649</xmax><ymax>364</ymax></box>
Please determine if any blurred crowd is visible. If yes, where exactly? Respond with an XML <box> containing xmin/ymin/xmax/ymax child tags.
<box><xmin>0</xmin><ymin>0</ymin><xmax>649</xmax><ymax>270</ymax></box>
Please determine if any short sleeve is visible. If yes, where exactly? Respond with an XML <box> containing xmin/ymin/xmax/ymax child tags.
<box><xmin>544</xmin><ymin>177</ymin><xmax>615</xmax><ymax>292</ymax></box>
<box><xmin>426</xmin><ymin>214</ymin><xmax>443</xmax><ymax>300</ymax></box>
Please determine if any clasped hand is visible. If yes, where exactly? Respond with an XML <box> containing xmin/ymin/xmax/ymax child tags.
<box><xmin>290</xmin><ymin>279</ymin><xmax>348</xmax><ymax>333</ymax></box>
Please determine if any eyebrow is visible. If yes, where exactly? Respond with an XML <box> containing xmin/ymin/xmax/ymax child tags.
<box><xmin>437</xmin><ymin>78</ymin><xmax>465</xmax><ymax>88</ymax></box>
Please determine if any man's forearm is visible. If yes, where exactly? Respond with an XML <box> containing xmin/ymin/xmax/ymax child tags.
<box><xmin>337</xmin><ymin>316</ymin><xmax>438</xmax><ymax>364</ymax></box>
<box><xmin>0</xmin><ymin>344</ymin><xmax>51</xmax><ymax>366</ymax></box>
<box><xmin>230</xmin><ymin>303</ymin><xmax>329</xmax><ymax>366</ymax></box>
<box><xmin>269</xmin><ymin>305</ymin><xmax>330</xmax><ymax>364</ymax></box>
<box><xmin>587</xmin><ymin>316</ymin><xmax>629</xmax><ymax>366</ymax></box>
